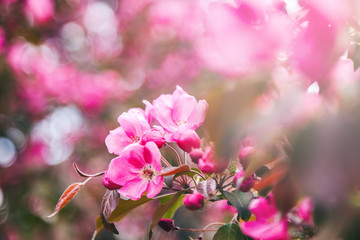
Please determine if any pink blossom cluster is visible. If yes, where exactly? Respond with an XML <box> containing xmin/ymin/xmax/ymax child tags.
<box><xmin>103</xmin><ymin>86</ymin><xmax>208</xmax><ymax>200</ymax></box>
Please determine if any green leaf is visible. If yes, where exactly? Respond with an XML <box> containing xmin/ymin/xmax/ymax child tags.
<box><xmin>108</xmin><ymin>195</ymin><xmax>153</xmax><ymax>223</ymax></box>
<box><xmin>222</xmin><ymin>191</ymin><xmax>253</xmax><ymax>221</ymax></box>
<box><xmin>162</xmin><ymin>195</ymin><xmax>184</xmax><ymax>219</ymax></box>
<box><xmin>95</xmin><ymin>192</ymin><xmax>178</xmax><ymax>236</ymax></box>
<box><xmin>213</xmin><ymin>223</ymin><xmax>243</xmax><ymax>240</ymax></box>
<box><xmin>150</xmin><ymin>190</ymin><xmax>186</xmax><ymax>230</ymax></box>
<box><xmin>148</xmin><ymin>230</ymin><xmax>153</xmax><ymax>240</ymax></box>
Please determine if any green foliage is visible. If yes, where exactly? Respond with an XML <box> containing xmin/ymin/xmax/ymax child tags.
<box><xmin>222</xmin><ymin>190</ymin><xmax>253</xmax><ymax>221</ymax></box>
<box><xmin>213</xmin><ymin>223</ymin><xmax>244</xmax><ymax>240</ymax></box>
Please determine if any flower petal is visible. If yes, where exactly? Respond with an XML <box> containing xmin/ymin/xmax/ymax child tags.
<box><xmin>146</xmin><ymin>176</ymin><xmax>164</xmax><ymax>198</ymax></box>
<box><xmin>240</xmin><ymin>217</ymin><xmax>288</xmax><ymax>240</ymax></box>
<box><xmin>105</xmin><ymin>127</ymin><xmax>132</xmax><ymax>155</ymax></box>
<box><xmin>118</xmin><ymin>110</ymin><xmax>150</xmax><ymax>140</ymax></box>
<box><xmin>118</xmin><ymin>178</ymin><xmax>149</xmax><ymax>200</ymax></box>
<box><xmin>107</xmin><ymin>156</ymin><xmax>139</xmax><ymax>186</ymax></box>
<box><xmin>171</xmin><ymin>93</ymin><xmax>197</xmax><ymax>125</ymax></box>
<box><xmin>187</xmin><ymin>99</ymin><xmax>208</xmax><ymax>129</ymax></box>
<box><xmin>144</xmin><ymin>142</ymin><xmax>162</xmax><ymax>170</ymax></box>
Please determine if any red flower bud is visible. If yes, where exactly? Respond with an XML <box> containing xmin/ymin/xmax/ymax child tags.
<box><xmin>233</xmin><ymin>170</ymin><xmax>255</xmax><ymax>192</ymax></box>
<box><xmin>173</xmin><ymin>129</ymin><xmax>201</xmax><ymax>152</ymax></box>
<box><xmin>158</xmin><ymin>218</ymin><xmax>176</xmax><ymax>232</ymax></box>
<box><xmin>189</xmin><ymin>148</ymin><xmax>203</xmax><ymax>163</ymax></box>
<box><xmin>141</xmin><ymin>129</ymin><xmax>165</xmax><ymax>148</ymax></box>
<box><xmin>102</xmin><ymin>171</ymin><xmax>121</xmax><ymax>190</ymax></box>
<box><xmin>183</xmin><ymin>193</ymin><xmax>204</xmax><ymax>210</ymax></box>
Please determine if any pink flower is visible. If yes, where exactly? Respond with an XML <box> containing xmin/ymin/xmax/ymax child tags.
<box><xmin>233</xmin><ymin>170</ymin><xmax>255</xmax><ymax>192</ymax></box>
<box><xmin>198</xmin><ymin>143</ymin><xmax>227</xmax><ymax>174</ymax></box>
<box><xmin>291</xmin><ymin>0</ymin><xmax>349</xmax><ymax>86</ymax></box>
<box><xmin>25</xmin><ymin>0</ymin><xmax>54</xmax><ymax>23</ymax></box>
<box><xmin>145</xmin><ymin>86</ymin><xmax>208</xmax><ymax>142</ymax></box>
<box><xmin>240</xmin><ymin>194</ymin><xmax>288</xmax><ymax>240</ymax></box>
<box><xmin>296</xmin><ymin>197</ymin><xmax>314</xmax><ymax>224</ymax></box>
<box><xmin>183</xmin><ymin>193</ymin><xmax>204</xmax><ymax>210</ymax></box>
<box><xmin>105</xmin><ymin>109</ymin><xmax>165</xmax><ymax>155</ymax></box>
<box><xmin>105</xmin><ymin>142</ymin><xmax>164</xmax><ymax>200</ymax></box>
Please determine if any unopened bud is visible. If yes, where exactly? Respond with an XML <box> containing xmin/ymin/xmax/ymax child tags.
<box><xmin>183</xmin><ymin>193</ymin><xmax>204</xmax><ymax>210</ymax></box>
<box><xmin>189</xmin><ymin>148</ymin><xmax>203</xmax><ymax>163</ymax></box>
<box><xmin>158</xmin><ymin>218</ymin><xmax>176</xmax><ymax>232</ymax></box>
<box><xmin>102</xmin><ymin>171</ymin><xmax>121</xmax><ymax>190</ymax></box>
<box><xmin>173</xmin><ymin>129</ymin><xmax>201</xmax><ymax>153</ymax></box>
<box><xmin>233</xmin><ymin>170</ymin><xmax>255</xmax><ymax>192</ymax></box>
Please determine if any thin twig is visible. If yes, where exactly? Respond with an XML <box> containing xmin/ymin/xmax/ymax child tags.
<box><xmin>161</xmin><ymin>157</ymin><xmax>172</xmax><ymax>167</ymax></box>
<box><xmin>165</xmin><ymin>143</ymin><xmax>182</xmax><ymax>166</ymax></box>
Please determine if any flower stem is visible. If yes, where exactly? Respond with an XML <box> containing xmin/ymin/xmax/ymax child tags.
<box><xmin>177</xmin><ymin>228</ymin><xmax>218</xmax><ymax>232</ymax></box>
<box><xmin>161</xmin><ymin>157</ymin><xmax>172</xmax><ymax>167</ymax></box>
<box><xmin>165</xmin><ymin>143</ymin><xmax>182</xmax><ymax>166</ymax></box>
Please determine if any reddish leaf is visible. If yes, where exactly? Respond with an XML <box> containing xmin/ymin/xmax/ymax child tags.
<box><xmin>253</xmin><ymin>165</ymin><xmax>288</xmax><ymax>191</ymax></box>
<box><xmin>47</xmin><ymin>182</ymin><xmax>84</xmax><ymax>218</ymax></box>
<box><xmin>160</xmin><ymin>165</ymin><xmax>191</xmax><ymax>176</ymax></box>
<box><xmin>73</xmin><ymin>162</ymin><xmax>105</xmax><ymax>178</ymax></box>
<box><xmin>100</xmin><ymin>190</ymin><xmax>120</xmax><ymax>234</ymax></box>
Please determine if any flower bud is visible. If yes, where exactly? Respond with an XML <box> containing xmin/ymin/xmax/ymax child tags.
<box><xmin>173</xmin><ymin>129</ymin><xmax>201</xmax><ymax>153</ymax></box>
<box><xmin>233</xmin><ymin>170</ymin><xmax>255</xmax><ymax>192</ymax></box>
<box><xmin>141</xmin><ymin>128</ymin><xmax>165</xmax><ymax>148</ymax></box>
<box><xmin>238</xmin><ymin>146</ymin><xmax>254</xmax><ymax>169</ymax></box>
<box><xmin>198</xmin><ymin>158</ymin><xmax>215</xmax><ymax>174</ymax></box>
<box><xmin>102</xmin><ymin>171</ymin><xmax>121</xmax><ymax>190</ymax></box>
<box><xmin>158</xmin><ymin>218</ymin><xmax>176</xmax><ymax>232</ymax></box>
<box><xmin>189</xmin><ymin>148</ymin><xmax>203</xmax><ymax>163</ymax></box>
<box><xmin>183</xmin><ymin>193</ymin><xmax>204</xmax><ymax>210</ymax></box>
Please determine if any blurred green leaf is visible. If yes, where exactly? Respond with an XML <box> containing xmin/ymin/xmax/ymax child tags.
<box><xmin>222</xmin><ymin>190</ymin><xmax>253</xmax><ymax>221</ymax></box>
<box><xmin>162</xmin><ymin>195</ymin><xmax>184</xmax><ymax>219</ymax></box>
<box><xmin>213</xmin><ymin>223</ymin><xmax>244</xmax><ymax>240</ymax></box>
<box><xmin>150</xmin><ymin>190</ymin><xmax>186</xmax><ymax>230</ymax></box>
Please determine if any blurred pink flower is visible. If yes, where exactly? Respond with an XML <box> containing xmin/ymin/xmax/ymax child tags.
<box><xmin>291</xmin><ymin>0</ymin><xmax>349</xmax><ymax>86</ymax></box>
<box><xmin>105</xmin><ymin>109</ymin><xmax>165</xmax><ymax>155</ymax></box>
<box><xmin>145</xmin><ymin>85</ymin><xmax>208</xmax><ymax>141</ymax></box>
<box><xmin>25</xmin><ymin>0</ymin><xmax>54</xmax><ymax>23</ymax></box>
<box><xmin>0</xmin><ymin>27</ymin><xmax>5</xmax><ymax>54</ymax></box>
<box><xmin>198</xmin><ymin>143</ymin><xmax>227</xmax><ymax>174</ymax></box>
<box><xmin>233</xmin><ymin>170</ymin><xmax>255</xmax><ymax>192</ymax></box>
<box><xmin>105</xmin><ymin>142</ymin><xmax>164</xmax><ymax>200</ymax></box>
<box><xmin>240</xmin><ymin>194</ymin><xmax>288</xmax><ymax>240</ymax></box>
<box><xmin>296</xmin><ymin>197</ymin><xmax>314</xmax><ymax>224</ymax></box>
<box><xmin>197</xmin><ymin>0</ymin><xmax>292</xmax><ymax>75</ymax></box>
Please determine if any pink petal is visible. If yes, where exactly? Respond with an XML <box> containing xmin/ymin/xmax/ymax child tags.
<box><xmin>105</xmin><ymin>127</ymin><xmax>133</xmax><ymax>155</ymax></box>
<box><xmin>124</xmin><ymin>144</ymin><xmax>146</xmax><ymax>169</ymax></box>
<box><xmin>107</xmin><ymin>156</ymin><xmax>139</xmax><ymax>186</ymax></box>
<box><xmin>118</xmin><ymin>178</ymin><xmax>149</xmax><ymax>200</ymax></box>
<box><xmin>240</xmin><ymin>217</ymin><xmax>288</xmax><ymax>240</ymax></box>
<box><xmin>171</xmin><ymin>93</ymin><xmax>197</xmax><ymax>124</ymax></box>
<box><xmin>173</xmin><ymin>85</ymin><xmax>187</xmax><ymax>99</ymax></box>
<box><xmin>144</xmin><ymin>142</ymin><xmax>162</xmax><ymax>171</ymax></box>
<box><xmin>187</xmin><ymin>100</ymin><xmax>208</xmax><ymax>129</ymax></box>
<box><xmin>248</xmin><ymin>196</ymin><xmax>277</xmax><ymax>220</ymax></box>
<box><xmin>118</xmin><ymin>110</ymin><xmax>150</xmax><ymax>140</ymax></box>
<box><xmin>152</xmin><ymin>97</ymin><xmax>178</xmax><ymax>132</ymax></box>
<box><xmin>146</xmin><ymin>176</ymin><xmax>164</xmax><ymax>198</ymax></box>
